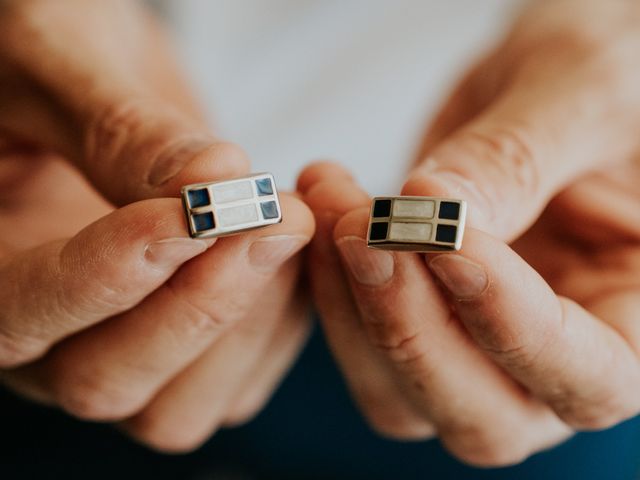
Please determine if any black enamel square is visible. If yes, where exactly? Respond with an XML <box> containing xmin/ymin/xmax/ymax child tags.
<box><xmin>188</xmin><ymin>188</ymin><xmax>210</xmax><ymax>208</ymax></box>
<box><xmin>255</xmin><ymin>178</ymin><xmax>274</xmax><ymax>196</ymax></box>
<box><xmin>436</xmin><ymin>224</ymin><xmax>457</xmax><ymax>243</ymax></box>
<box><xmin>260</xmin><ymin>201</ymin><xmax>279</xmax><ymax>219</ymax></box>
<box><xmin>369</xmin><ymin>222</ymin><xmax>389</xmax><ymax>241</ymax></box>
<box><xmin>438</xmin><ymin>201</ymin><xmax>460</xmax><ymax>220</ymax></box>
<box><xmin>372</xmin><ymin>199</ymin><xmax>392</xmax><ymax>218</ymax></box>
<box><xmin>193</xmin><ymin>212</ymin><xmax>215</xmax><ymax>232</ymax></box>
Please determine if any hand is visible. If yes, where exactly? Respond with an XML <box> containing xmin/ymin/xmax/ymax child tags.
<box><xmin>300</xmin><ymin>0</ymin><xmax>640</xmax><ymax>466</ymax></box>
<box><xmin>0</xmin><ymin>0</ymin><xmax>314</xmax><ymax>452</ymax></box>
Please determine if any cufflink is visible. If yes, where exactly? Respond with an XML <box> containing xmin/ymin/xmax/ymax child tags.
<box><xmin>181</xmin><ymin>173</ymin><xmax>282</xmax><ymax>239</ymax></box>
<box><xmin>367</xmin><ymin>196</ymin><xmax>466</xmax><ymax>251</ymax></box>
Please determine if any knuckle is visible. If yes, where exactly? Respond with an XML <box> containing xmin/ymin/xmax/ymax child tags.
<box><xmin>475</xmin><ymin>318</ymin><xmax>556</xmax><ymax>373</ymax></box>
<box><xmin>553</xmin><ymin>391</ymin><xmax>638</xmax><ymax>431</ymax></box>
<box><xmin>168</xmin><ymin>302</ymin><xmax>225</xmax><ymax>340</ymax></box>
<box><xmin>0</xmin><ymin>330</ymin><xmax>47</xmax><ymax>368</ymax></box>
<box><xmin>367</xmin><ymin>419</ymin><xmax>432</xmax><ymax>441</ymax></box>
<box><xmin>170</xmin><ymin>140</ymin><xmax>250</xmax><ymax>184</ymax></box>
<box><xmin>350</xmin><ymin>387</ymin><xmax>435</xmax><ymax>440</ymax></box>
<box><xmin>306</xmin><ymin>178</ymin><xmax>368</xmax><ymax>214</ymax></box>
<box><xmin>453</xmin><ymin>443</ymin><xmax>529</xmax><ymax>468</ymax></box>
<box><xmin>55</xmin><ymin>243</ymin><xmax>138</xmax><ymax>323</ymax></box>
<box><xmin>441</xmin><ymin>425</ymin><xmax>530</xmax><ymax>467</ymax></box>
<box><xmin>463</xmin><ymin>124</ymin><xmax>540</xmax><ymax>199</ymax></box>
<box><xmin>370</xmin><ymin>331</ymin><xmax>426</xmax><ymax>368</ymax></box>
<box><xmin>549</xmin><ymin>323</ymin><xmax>640</xmax><ymax>430</ymax></box>
<box><xmin>85</xmin><ymin>99</ymin><xmax>149</xmax><ymax>173</ymax></box>
<box><xmin>163</xmin><ymin>282</ymin><xmax>235</xmax><ymax>339</ymax></box>
<box><xmin>86</xmin><ymin>98</ymin><xmax>246</xmax><ymax>201</ymax></box>
<box><xmin>140</xmin><ymin>433</ymin><xmax>207</xmax><ymax>455</ymax></box>
<box><xmin>127</xmin><ymin>413</ymin><xmax>217</xmax><ymax>454</ymax></box>
<box><xmin>135</xmin><ymin>429</ymin><xmax>208</xmax><ymax>454</ymax></box>
<box><xmin>223</xmin><ymin>395</ymin><xmax>268</xmax><ymax>428</ymax></box>
<box><xmin>363</xmin><ymin>411</ymin><xmax>434</xmax><ymax>441</ymax></box>
<box><xmin>56</xmin><ymin>373</ymin><xmax>142</xmax><ymax>421</ymax></box>
<box><xmin>209</xmin><ymin>141</ymin><xmax>250</xmax><ymax>167</ymax></box>
<box><xmin>296</xmin><ymin>160</ymin><xmax>351</xmax><ymax>194</ymax></box>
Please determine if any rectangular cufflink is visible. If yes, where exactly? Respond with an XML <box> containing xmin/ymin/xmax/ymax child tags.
<box><xmin>181</xmin><ymin>173</ymin><xmax>282</xmax><ymax>239</ymax></box>
<box><xmin>367</xmin><ymin>196</ymin><xmax>467</xmax><ymax>252</ymax></box>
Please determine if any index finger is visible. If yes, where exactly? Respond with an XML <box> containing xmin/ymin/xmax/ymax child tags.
<box><xmin>0</xmin><ymin>1</ymin><xmax>248</xmax><ymax>204</ymax></box>
<box><xmin>404</xmin><ymin>30</ymin><xmax>640</xmax><ymax>241</ymax></box>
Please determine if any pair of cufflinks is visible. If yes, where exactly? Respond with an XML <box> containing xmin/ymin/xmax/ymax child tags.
<box><xmin>181</xmin><ymin>173</ymin><xmax>466</xmax><ymax>252</ymax></box>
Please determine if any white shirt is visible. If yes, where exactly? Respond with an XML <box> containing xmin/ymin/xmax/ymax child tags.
<box><xmin>154</xmin><ymin>0</ymin><xmax>520</xmax><ymax>192</ymax></box>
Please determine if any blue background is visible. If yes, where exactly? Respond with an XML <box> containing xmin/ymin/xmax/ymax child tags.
<box><xmin>2</xmin><ymin>326</ymin><xmax>639</xmax><ymax>479</ymax></box>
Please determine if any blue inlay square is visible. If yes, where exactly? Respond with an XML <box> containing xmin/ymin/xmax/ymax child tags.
<box><xmin>255</xmin><ymin>178</ymin><xmax>274</xmax><ymax>196</ymax></box>
<box><xmin>439</xmin><ymin>201</ymin><xmax>460</xmax><ymax>220</ymax></box>
<box><xmin>188</xmin><ymin>188</ymin><xmax>210</xmax><ymax>208</ymax></box>
<box><xmin>369</xmin><ymin>222</ymin><xmax>389</xmax><ymax>241</ymax></box>
<box><xmin>436</xmin><ymin>224</ymin><xmax>457</xmax><ymax>243</ymax></box>
<box><xmin>260</xmin><ymin>201</ymin><xmax>279</xmax><ymax>219</ymax></box>
<box><xmin>193</xmin><ymin>212</ymin><xmax>215</xmax><ymax>232</ymax></box>
<box><xmin>372</xmin><ymin>199</ymin><xmax>392</xmax><ymax>218</ymax></box>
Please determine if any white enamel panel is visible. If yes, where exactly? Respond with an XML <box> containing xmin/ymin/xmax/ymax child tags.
<box><xmin>388</xmin><ymin>222</ymin><xmax>433</xmax><ymax>242</ymax></box>
<box><xmin>392</xmin><ymin>199</ymin><xmax>435</xmax><ymax>219</ymax></box>
<box><xmin>218</xmin><ymin>203</ymin><xmax>259</xmax><ymax>227</ymax></box>
<box><xmin>212</xmin><ymin>180</ymin><xmax>254</xmax><ymax>203</ymax></box>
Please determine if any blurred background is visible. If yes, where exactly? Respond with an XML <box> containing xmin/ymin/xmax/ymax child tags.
<box><xmin>152</xmin><ymin>0</ymin><xmax>520</xmax><ymax>192</ymax></box>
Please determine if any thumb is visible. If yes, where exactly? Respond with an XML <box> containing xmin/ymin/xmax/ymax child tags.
<box><xmin>403</xmin><ymin>55</ymin><xmax>640</xmax><ymax>241</ymax></box>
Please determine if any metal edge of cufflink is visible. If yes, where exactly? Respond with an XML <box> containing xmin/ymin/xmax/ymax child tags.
<box><xmin>366</xmin><ymin>195</ymin><xmax>467</xmax><ymax>252</ymax></box>
<box><xmin>181</xmin><ymin>172</ymin><xmax>283</xmax><ymax>239</ymax></box>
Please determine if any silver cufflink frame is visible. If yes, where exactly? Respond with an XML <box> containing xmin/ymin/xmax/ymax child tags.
<box><xmin>181</xmin><ymin>173</ymin><xmax>282</xmax><ymax>239</ymax></box>
<box><xmin>367</xmin><ymin>196</ymin><xmax>467</xmax><ymax>252</ymax></box>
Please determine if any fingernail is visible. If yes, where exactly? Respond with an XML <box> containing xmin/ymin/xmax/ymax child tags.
<box><xmin>148</xmin><ymin>136</ymin><xmax>215</xmax><ymax>186</ymax></box>
<box><xmin>336</xmin><ymin>236</ymin><xmax>394</xmax><ymax>286</ymax></box>
<box><xmin>428</xmin><ymin>254</ymin><xmax>488</xmax><ymax>299</ymax></box>
<box><xmin>145</xmin><ymin>238</ymin><xmax>210</xmax><ymax>268</ymax></box>
<box><xmin>248</xmin><ymin>235</ymin><xmax>309</xmax><ymax>272</ymax></box>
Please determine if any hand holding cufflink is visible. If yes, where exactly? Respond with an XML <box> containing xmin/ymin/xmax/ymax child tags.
<box><xmin>296</xmin><ymin>4</ymin><xmax>640</xmax><ymax>467</ymax></box>
<box><xmin>0</xmin><ymin>170</ymin><xmax>314</xmax><ymax>452</ymax></box>
<box><xmin>301</xmin><ymin>151</ymin><xmax>640</xmax><ymax>465</ymax></box>
<box><xmin>181</xmin><ymin>173</ymin><xmax>282</xmax><ymax>239</ymax></box>
<box><xmin>0</xmin><ymin>1</ymin><xmax>316</xmax><ymax>453</ymax></box>
<box><xmin>291</xmin><ymin>3</ymin><xmax>640</xmax><ymax>465</ymax></box>
<box><xmin>367</xmin><ymin>196</ymin><xmax>466</xmax><ymax>251</ymax></box>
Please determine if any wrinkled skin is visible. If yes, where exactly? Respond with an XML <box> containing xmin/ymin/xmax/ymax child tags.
<box><xmin>0</xmin><ymin>0</ymin><xmax>314</xmax><ymax>453</ymax></box>
<box><xmin>300</xmin><ymin>0</ymin><xmax>640</xmax><ymax>467</ymax></box>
